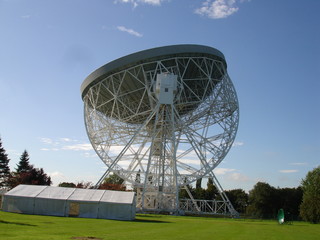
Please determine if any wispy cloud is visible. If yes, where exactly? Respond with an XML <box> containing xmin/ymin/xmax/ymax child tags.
<box><xmin>117</xmin><ymin>26</ymin><xmax>143</xmax><ymax>37</ymax></box>
<box><xmin>48</xmin><ymin>171</ymin><xmax>66</xmax><ymax>185</ymax></box>
<box><xmin>39</xmin><ymin>137</ymin><xmax>93</xmax><ymax>152</ymax></box>
<box><xmin>227</xmin><ymin>172</ymin><xmax>250</xmax><ymax>182</ymax></box>
<box><xmin>40</xmin><ymin>137</ymin><xmax>54</xmax><ymax>145</ymax></box>
<box><xmin>232</xmin><ymin>141</ymin><xmax>244</xmax><ymax>147</ymax></box>
<box><xmin>214</xmin><ymin>167</ymin><xmax>236</xmax><ymax>175</ymax></box>
<box><xmin>21</xmin><ymin>15</ymin><xmax>31</xmax><ymax>19</ymax></box>
<box><xmin>60</xmin><ymin>138</ymin><xmax>78</xmax><ymax>143</ymax></box>
<box><xmin>214</xmin><ymin>168</ymin><xmax>251</xmax><ymax>183</ymax></box>
<box><xmin>290</xmin><ymin>162</ymin><xmax>307</xmax><ymax>166</ymax></box>
<box><xmin>115</xmin><ymin>0</ymin><xmax>163</xmax><ymax>8</ymax></box>
<box><xmin>195</xmin><ymin>0</ymin><xmax>240</xmax><ymax>19</ymax></box>
<box><xmin>279</xmin><ymin>169</ymin><xmax>298</xmax><ymax>173</ymax></box>
<box><xmin>40</xmin><ymin>148</ymin><xmax>59</xmax><ymax>151</ymax></box>
<box><xmin>83</xmin><ymin>152</ymin><xmax>98</xmax><ymax>158</ymax></box>
<box><xmin>48</xmin><ymin>171</ymin><xmax>65</xmax><ymax>178</ymax></box>
<box><xmin>62</xmin><ymin>143</ymin><xmax>93</xmax><ymax>151</ymax></box>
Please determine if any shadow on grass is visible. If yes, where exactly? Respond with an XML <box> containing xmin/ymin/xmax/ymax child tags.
<box><xmin>0</xmin><ymin>219</ymin><xmax>37</xmax><ymax>227</ymax></box>
<box><xmin>134</xmin><ymin>218</ymin><xmax>171</xmax><ymax>223</ymax></box>
<box><xmin>135</xmin><ymin>214</ymin><xmax>172</xmax><ymax>223</ymax></box>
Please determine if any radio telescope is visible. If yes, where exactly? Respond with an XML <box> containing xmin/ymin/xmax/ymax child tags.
<box><xmin>81</xmin><ymin>44</ymin><xmax>239</xmax><ymax>215</ymax></box>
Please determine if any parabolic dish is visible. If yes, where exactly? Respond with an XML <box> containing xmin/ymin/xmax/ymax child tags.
<box><xmin>81</xmin><ymin>44</ymin><xmax>228</xmax><ymax>124</ymax></box>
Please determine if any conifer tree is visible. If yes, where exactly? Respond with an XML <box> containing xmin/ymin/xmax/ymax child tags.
<box><xmin>0</xmin><ymin>137</ymin><xmax>11</xmax><ymax>189</ymax></box>
<box><xmin>16</xmin><ymin>150</ymin><xmax>32</xmax><ymax>173</ymax></box>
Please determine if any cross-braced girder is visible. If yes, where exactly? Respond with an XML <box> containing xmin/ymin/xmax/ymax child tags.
<box><xmin>83</xmin><ymin>55</ymin><xmax>239</xmax><ymax>214</ymax></box>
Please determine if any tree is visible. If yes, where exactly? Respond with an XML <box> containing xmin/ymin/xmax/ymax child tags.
<box><xmin>196</xmin><ymin>178</ymin><xmax>202</xmax><ymax>189</ymax></box>
<box><xmin>98</xmin><ymin>173</ymin><xmax>126</xmax><ymax>191</ymax></box>
<box><xmin>277</xmin><ymin>187</ymin><xmax>302</xmax><ymax>221</ymax></box>
<box><xmin>59</xmin><ymin>182</ymin><xmax>76</xmax><ymax>188</ymax></box>
<box><xmin>193</xmin><ymin>178</ymin><xmax>209</xmax><ymax>199</ymax></box>
<box><xmin>103</xmin><ymin>173</ymin><xmax>124</xmax><ymax>185</ymax></box>
<box><xmin>179</xmin><ymin>177</ymin><xmax>193</xmax><ymax>199</ymax></box>
<box><xmin>75</xmin><ymin>181</ymin><xmax>93</xmax><ymax>189</ymax></box>
<box><xmin>225</xmin><ymin>189</ymin><xmax>248</xmax><ymax>214</ymax></box>
<box><xmin>8</xmin><ymin>150</ymin><xmax>51</xmax><ymax>189</ymax></box>
<box><xmin>8</xmin><ymin>167</ymin><xmax>52</xmax><ymax>188</ymax></box>
<box><xmin>246</xmin><ymin>182</ymin><xmax>277</xmax><ymax>218</ymax></box>
<box><xmin>0</xmin><ymin>137</ymin><xmax>11</xmax><ymax>189</ymax></box>
<box><xmin>204</xmin><ymin>177</ymin><xmax>219</xmax><ymax>200</ymax></box>
<box><xmin>16</xmin><ymin>150</ymin><xmax>32</xmax><ymax>173</ymax></box>
<box><xmin>28</xmin><ymin>167</ymin><xmax>51</xmax><ymax>185</ymax></box>
<box><xmin>300</xmin><ymin>166</ymin><xmax>320</xmax><ymax>223</ymax></box>
<box><xmin>58</xmin><ymin>181</ymin><xmax>93</xmax><ymax>189</ymax></box>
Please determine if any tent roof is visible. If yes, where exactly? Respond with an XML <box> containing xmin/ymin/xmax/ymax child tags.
<box><xmin>4</xmin><ymin>185</ymin><xmax>135</xmax><ymax>204</ymax></box>
<box><xmin>101</xmin><ymin>190</ymin><xmax>135</xmax><ymax>204</ymax></box>
<box><xmin>4</xmin><ymin>184</ymin><xmax>47</xmax><ymax>197</ymax></box>
<box><xmin>68</xmin><ymin>188</ymin><xmax>105</xmax><ymax>202</ymax></box>
<box><xmin>37</xmin><ymin>186</ymin><xmax>76</xmax><ymax>200</ymax></box>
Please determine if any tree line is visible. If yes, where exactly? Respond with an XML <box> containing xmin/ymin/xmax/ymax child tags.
<box><xmin>179</xmin><ymin>177</ymin><xmax>303</xmax><ymax>220</ymax></box>
<box><xmin>0</xmin><ymin>137</ymin><xmax>51</xmax><ymax>190</ymax></box>
<box><xmin>1</xmin><ymin>137</ymin><xmax>319</xmax><ymax>223</ymax></box>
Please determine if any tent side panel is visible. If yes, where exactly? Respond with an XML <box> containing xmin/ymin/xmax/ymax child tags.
<box><xmin>66</xmin><ymin>201</ymin><xmax>99</xmax><ymax>218</ymax></box>
<box><xmin>2</xmin><ymin>195</ymin><xmax>35</xmax><ymax>214</ymax></box>
<box><xmin>98</xmin><ymin>202</ymin><xmax>135</xmax><ymax>221</ymax></box>
<box><xmin>34</xmin><ymin>198</ymin><xmax>67</xmax><ymax>216</ymax></box>
<box><xmin>131</xmin><ymin>195</ymin><xmax>136</xmax><ymax>220</ymax></box>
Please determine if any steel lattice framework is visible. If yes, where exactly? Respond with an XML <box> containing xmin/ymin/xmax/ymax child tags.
<box><xmin>81</xmin><ymin>45</ymin><xmax>239</xmax><ymax>214</ymax></box>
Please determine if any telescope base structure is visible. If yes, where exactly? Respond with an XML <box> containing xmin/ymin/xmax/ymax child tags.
<box><xmin>95</xmin><ymin>171</ymin><xmax>238</xmax><ymax>217</ymax></box>
<box><xmin>179</xmin><ymin>173</ymin><xmax>239</xmax><ymax>217</ymax></box>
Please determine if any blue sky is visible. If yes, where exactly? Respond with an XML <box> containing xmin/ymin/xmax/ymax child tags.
<box><xmin>0</xmin><ymin>0</ymin><xmax>319</xmax><ymax>191</ymax></box>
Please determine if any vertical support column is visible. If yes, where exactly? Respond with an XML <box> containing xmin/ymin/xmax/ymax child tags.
<box><xmin>140</xmin><ymin>72</ymin><xmax>179</xmax><ymax>213</ymax></box>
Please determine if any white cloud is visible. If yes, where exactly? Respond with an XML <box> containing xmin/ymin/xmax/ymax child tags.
<box><xmin>39</xmin><ymin>137</ymin><xmax>93</xmax><ymax>152</ymax></box>
<box><xmin>115</xmin><ymin>0</ymin><xmax>163</xmax><ymax>7</ymax></box>
<box><xmin>40</xmin><ymin>148</ymin><xmax>59</xmax><ymax>151</ymax></box>
<box><xmin>213</xmin><ymin>167</ymin><xmax>236</xmax><ymax>175</ymax></box>
<box><xmin>62</xmin><ymin>143</ymin><xmax>93</xmax><ymax>151</ymax></box>
<box><xmin>40</xmin><ymin>137</ymin><xmax>54</xmax><ymax>144</ymax></box>
<box><xmin>178</xmin><ymin>158</ymin><xmax>200</xmax><ymax>165</ymax></box>
<box><xmin>142</xmin><ymin>0</ymin><xmax>162</xmax><ymax>5</ymax></box>
<box><xmin>49</xmin><ymin>171</ymin><xmax>65</xmax><ymax>178</ymax></box>
<box><xmin>227</xmin><ymin>172</ymin><xmax>249</xmax><ymax>182</ymax></box>
<box><xmin>40</xmin><ymin>148</ymin><xmax>50</xmax><ymax>151</ymax></box>
<box><xmin>21</xmin><ymin>15</ymin><xmax>31</xmax><ymax>19</ymax></box>
<box><xmin>195</xmin><ymin>0</ymin><xmax>239</xmax><ymax>19</ymax></box>
<box><xmin>290</xmin><ymin>162</ymin><xmax>307</xmax><ymax>166</ymax></box>
<box><xmin>83</xmin><ymin>152</ymin><xmax>98</xmax><ymax>158</ymax></box>
<box><xmin>279</xmin><ymin>169</ymin><xmax>298</xmax><ymax>173</ymax></box>
<box><xmin>59</xmin><ymin>138</ymin><xmax>76</xmax><ymax>142</ymax></box>
<box><xmin>232</xmin><ymin>141</ymin><xmax>244</xmax><ymax>147</ymax></box>
<box><xmin>117</xmin><ymin>26</ymin><xmax>143</xmax><ymax>37</ymax></box>
<box><xmin>48</xmin><ymin>171</ymin><xmax>66</xmax><ymax>186</ymax></box>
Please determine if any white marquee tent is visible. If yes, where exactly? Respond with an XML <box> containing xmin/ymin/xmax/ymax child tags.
<box><xmin>2</xmin><ymin>185</ymin><xmax>136</xmax><ymax>220</ymax></box>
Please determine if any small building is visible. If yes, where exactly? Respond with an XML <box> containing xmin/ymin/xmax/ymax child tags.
<box><xmin>2</xmin><ymin>184</ymin><xmax>136</xmax><ymax>221</ymax></box>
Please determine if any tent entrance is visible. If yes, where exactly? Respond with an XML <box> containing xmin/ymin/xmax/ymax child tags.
<box><xmin>68</xmin><ymin>202</ymin><xmax>80</xmax><ymax>217</ymax></box>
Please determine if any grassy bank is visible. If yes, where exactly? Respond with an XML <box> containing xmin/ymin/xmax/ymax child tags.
<box><xmin>0</xmin><ymin>211</ymin><xmax>319</xmax><ymax>240</ymax></box>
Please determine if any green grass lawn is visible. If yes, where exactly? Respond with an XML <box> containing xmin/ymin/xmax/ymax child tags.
<box><xmin>0</xmin><ymin>211</ymin><xmax>319</xmax><ymax>240</ymax></box>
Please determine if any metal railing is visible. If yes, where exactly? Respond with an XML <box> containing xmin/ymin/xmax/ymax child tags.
<box><xmin>179</xmin><ymin>198</ymin><xmax>239</xmax><ymax>217</ymax></box>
